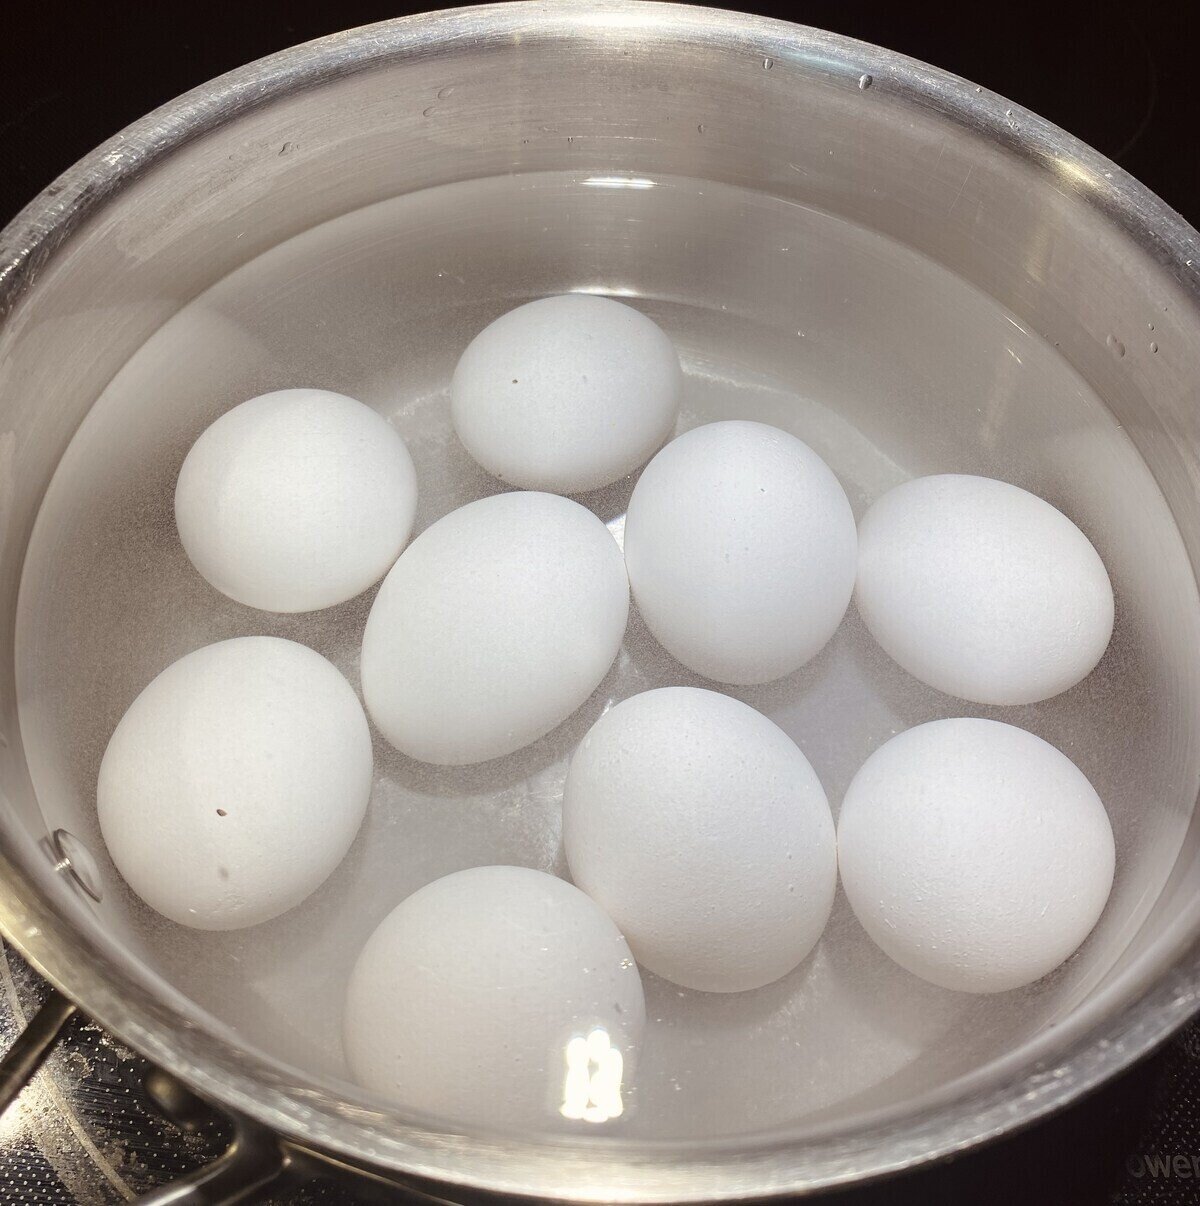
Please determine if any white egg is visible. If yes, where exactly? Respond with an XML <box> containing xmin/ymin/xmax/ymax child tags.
<box><xmin>175</xmin><ymin>388</ymin><xmax>417</xmax><ymax>613</ymax></box>
<box><xmin>97</xmin><ymin>637</ymin><xmax>372</xmax><ymax>930</ymax></box>
<box><xmin>855</xmin><ymin>474</ymin><xmax>1114</xmax><ymax>705</ymax></box>
<box><xmin>361</xmin><ymin>491</ymin><xmax>629</xmax><ymax>765</ymax></box>
<box><xmin>451</xmin><ymin>295</ymin><xmax>682</xmax><ymax>493</ymax></box>
<box><xmin>838</xmin><ymin>717</ymin><xmax>1115</xmax><ymax>993</ymax></box>
<box><xmin>563</xmin><ymin>687</ymin><xmax>837</xmax><ymax>993</ymax></box>
<box><xmin>623</xmin><ymin>421</ymin><xmax>857</xmax><ymax>685</ymax></box>
<box><xmin>343</xmin><ymin>865</ymin><xmax>645</xmax><ymax>1128</ymax></box>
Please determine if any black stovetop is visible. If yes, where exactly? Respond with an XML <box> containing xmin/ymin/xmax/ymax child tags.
<box><xmin>1</xmin><ymin>1</ymin><xmax>1197</xmax><ymax>1202</ymax></box>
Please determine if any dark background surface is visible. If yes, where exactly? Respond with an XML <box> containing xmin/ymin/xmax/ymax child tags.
<box><xmin>1</xmin><ymin>1</ymin><xmax>1199</xmax><ymax>1202</ymax></box>
<box><xmin>2</xmin><ymin>0</ymin><xmax>1197</xmax><ymax>227</ymax></box>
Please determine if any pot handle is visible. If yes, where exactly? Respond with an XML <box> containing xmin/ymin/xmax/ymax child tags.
<box><xmin>0</xmin><ymin>987</ymin><xmax>77</xmax><ymax>1114</ymax></box>
<box><xmin>0</xmin><ymin>992</ymin><xmax>410</xmax><ymax>1203</ymax></box>
<box><xmin>135</xmin><ymin>1070</ymin><xmax>291</xmax><ymax>1205</ymax></box>
<box><xmin>0</xmin><ymin>992</ymin><xmax>290</xmax><ymax>1204</ymax></box>
<box><xmin>133</xmin><ymin>1117</ymin><xmax>288</xmax><ymax>1205</ymax></box>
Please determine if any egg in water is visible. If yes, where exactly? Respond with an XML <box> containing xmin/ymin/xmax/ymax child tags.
<box><xmin>175</xmin><ymin>388</ymin><xmax>418</xmax><ymax>613</ymax></box>
<box><xmin>564</xmin><ymin>687</ymin><xmax>837</xmax><ymax>993</ymax></box>
<box><xmin>855</xmin><ymin>474</ymin><xmax>1114</xmax><ymax>705</ymax></box>
<box><xmin>97</xmin><ymin>636</ymin><xmax>373</xmax><ymax>930</ymax></box>
<box><xmin>343</xmin><ymin>865</ymin><xmax>645</xmax><ymax>1128</ymax></box>
<box><xmin>622</xmin><ymin>421</ymin><xmax>857</xmax><ymax>685</ymax></box>
<box><xmin>451</xmin><ymin>294</ymin><xmax>682</xmax><ymax>493</ymax></box>
<box><xmin>837</xmin><ymin>717</ymin><xmax>1115</xmax><ymax>993</ymax></box>
<box><xmin>360</xmin><ymin>490</ymin><xmax>629</xmax><ymax>765</ymax></box>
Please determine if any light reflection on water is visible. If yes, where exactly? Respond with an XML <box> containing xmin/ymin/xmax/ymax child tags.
<box><xmin>561</xmin><ymin>1028</ymin><xmax>624</xmax><ymax>1123</ymax></box>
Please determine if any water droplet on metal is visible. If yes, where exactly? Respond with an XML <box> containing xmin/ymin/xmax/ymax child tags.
<box><xmin>1150</xmin><ymin>341</ymin><xmax>1159</xmax><ymax>353</ymax></box>
<box><xmin>762</xmin><ymin>56</ymin><xmax>774</xmax><ymax>70</ymax></box>
<box><xmin>437</xmin><ymin>85</ymin><xmax>454</xmax><ymax>99</ymax></box>
<box><xmin>697</xmin><ymin>123</ymin><xmax>706</xmax><ymax>134</ymax></box>
<box><xmin>858</xmin><ymin>73</ymin><xmax>873</xmax><ymax>90</ymax></box>
<box><xmin>1106</xmin><ymin>333</ymin><xmax>1126</xmax><ymax>358</ymax></box>
<box><xmin>421</xmin><ymin>105</ymin><xmax>438</xmax><ymax>118</ymax></box>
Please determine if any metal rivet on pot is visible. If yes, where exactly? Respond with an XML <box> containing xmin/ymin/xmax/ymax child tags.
<box><xmin>50</xmin><ymin>829</ymin><xmax>103</xmax><ymax>902</ymax></box>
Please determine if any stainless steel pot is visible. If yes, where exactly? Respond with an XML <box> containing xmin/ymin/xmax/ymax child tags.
<box><xmin>2</xmin><ymin>3</ymin><xmax>1200</xmax><ymax>1199</ymax></box>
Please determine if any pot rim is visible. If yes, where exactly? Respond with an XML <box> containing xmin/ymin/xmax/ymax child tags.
<box><xmin>2</xmin><ymin>3</ymin><xmax>1199</xmax><ymax>1199</ymax></box>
